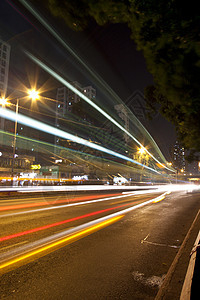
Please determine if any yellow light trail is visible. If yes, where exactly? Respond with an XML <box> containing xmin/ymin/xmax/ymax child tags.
<box><xmin>0</xmin><ymin>215</ymin><xmax>123</xmax><ymax>272</ymax></box>
<box><xmin>153</xmin><ymin>196</ymin><xmax>165</xmax><ymax>203</ymax></box>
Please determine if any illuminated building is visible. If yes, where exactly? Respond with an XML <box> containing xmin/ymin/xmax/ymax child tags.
<box><xmin>83</xmin><ymin>86</ymin><xmax>96</xmax><ymax>100</ymax></box>
<box><xmin>0</xmin><ymin>39</ymin><xmax>10</xmax><ymax>98</ymax></box>
<box><xmin>56</xmin><ymin>82</ymin><xmax>96</xmax><ymax>115</ymax></box>
<box><xmin>54</xmin><ymin>82</ymin><xmax>96</xmax><ymax>150</ymax></box>
<box><xmin>0</xmin><ymin>148</ymin><xmax>35</xmax><ymax>177</ymax></box>
<box><xmin>0</xmin><ymin>39</ymin><xmax>11</xmax><ymax>146</ymax></box>
<box><xmin>172</xmin><ymin>141</ymin><xmax>186</xmax><ymax>171</ymax></box>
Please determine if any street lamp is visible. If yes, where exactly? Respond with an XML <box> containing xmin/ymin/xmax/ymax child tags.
<box><xmin>138</xmin><ymin>146</ymin><xmax>146</xmax><ymax>155</ymax></box>
<box><xmin>0</xmin><ymin>97</ymin><xmax>9</xmax><ymax>107</ymax></box>
<box><xmin>1</xmin><ymin>90</ymin><xmax>39</xmax><ymax>185</ymax></box>
<box><xmin>28</xmin><ymin>89</ymin><xmax>39</xmax><ymax>101</ymax></box>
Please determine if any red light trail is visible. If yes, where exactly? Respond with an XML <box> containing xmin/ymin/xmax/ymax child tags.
<box><xmin>0</xmin><ymin>193</ymin><xmax>121</xmax><ymax>212</ymax></box>
<box><xmin>0</xmin><ymin>199</ymin><xmax>146</xmax><ymax>242</ymax></box>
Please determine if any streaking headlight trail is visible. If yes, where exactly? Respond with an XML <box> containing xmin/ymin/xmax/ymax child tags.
<box><xmin>0</xmin><ymin>107</ymin><xmax>160</xmax><ymax>174</ymax></box>
<box><xmin>24</xmin><ymin>51</ymin><xmax>174</xmax><ymax>173</ymax></box>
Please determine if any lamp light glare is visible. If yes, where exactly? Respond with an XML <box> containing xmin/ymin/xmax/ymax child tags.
<box><xmin>28</xmin><ymin>89</ymin><xmax>39</xmax><ymax>101</ymax></box>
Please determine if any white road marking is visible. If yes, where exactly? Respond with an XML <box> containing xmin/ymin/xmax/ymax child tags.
<box><xmin>141</xmin><ymin>234</ymin><xmax>180</xmax><ymax>249</ymax></box>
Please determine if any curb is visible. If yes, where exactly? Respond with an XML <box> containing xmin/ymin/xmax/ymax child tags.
<box><xmin>155</xmin><ymin>209</ymin><xmax>200</xmax><ymax>300</ymax></box>
<box><xmin>180</xmin><ymin>230</ymin><xmax>200</xmax><ymax>299</ymax></box>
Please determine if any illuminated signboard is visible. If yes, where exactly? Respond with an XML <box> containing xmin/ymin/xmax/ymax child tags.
<box><xmin>31</xmin><ymin>164</ymin><xmax>41</xmax><ymax>170</ymax></box>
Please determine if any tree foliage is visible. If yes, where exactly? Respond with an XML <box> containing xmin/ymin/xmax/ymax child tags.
<box><xmin>46</xmin><ymin>0</ymin><xmax>200</xmax><ymax>154</ymax></box>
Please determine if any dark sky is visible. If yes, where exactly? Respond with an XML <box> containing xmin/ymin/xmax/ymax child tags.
<box><xmin>0</xmin><ymin>0</ymin><xmax>176</xmax><ymax>160</ymax></box>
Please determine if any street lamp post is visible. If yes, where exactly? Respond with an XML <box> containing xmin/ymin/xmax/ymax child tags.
<box><xmin>11</xmin><ymin>90</ymin><xmax>39</xmax><ymax>185</ymax></box>
<box><xmin>1</xmin><ymin>90</ymin><xmax>39</xmax><ymax>186</ymax></box>
<box><xmin>3</xmin><ymin>90</ymin><xmax>39</xmax><ymax>186</ymax></box>
<box><xmin>11</xmin><ymin>98</ymin><xmax>19</xmax><ymax>185</ymax></box>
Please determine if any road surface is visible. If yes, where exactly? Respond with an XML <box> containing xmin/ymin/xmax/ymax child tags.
<box><xmin>0</xmin><ymin>186</ymin><xmax>200</xmax><ymax>299</ymax></box>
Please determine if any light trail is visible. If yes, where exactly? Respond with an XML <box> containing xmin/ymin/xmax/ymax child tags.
<box><xmin>0</xmin><ymin>107</ymin><xmax>160</xmax><ymax>174</ymax></box>
<box><xmin>0</xmin><ymin>215</ymin><xmax>123</xmax><ymax>272</ymax></box>
<box><xmin>0</xmin><ymin>199</ymin><xmax>145</xmax><ymax>242</ymax></box>
<box><xmin>25</xmin><ymin>52</ymin><xmax>174</xmax><ymax>173</ymax></box>
<box><xmin>17</xmin><ymin>0</ymin><xmax>172</xmax><ymax>172</ymax></box>
<box><xmin>0</xmin><ymin>192</ymin><xmax>122</xmax><ymax>212</ymax></box>
<box><xmin>0</xmin><ymin>183</ymin><xmax>195</xmax><ymax>218</ymax></box>
<box><xmin>0</xmin><ymin>184</ymin><xmax>157</xmax><ymax>193</ymax></box>
<box><xmin>0</xmin><ymin>190</ymin><xmax>162</xmax><ymax>218</ymax></box>
<box><xmin>0</xmin><ymin>191</ymin><xmax>168</xmax><ymax>272</ymax></box>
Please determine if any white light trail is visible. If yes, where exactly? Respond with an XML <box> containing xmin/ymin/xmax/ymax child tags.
<box><xmin>0</xmin><ymin>189</ymin><xmax>162</xmax><ymax>219</ymax></box>
<box><xmin>0</xmin><ymin>191</ymin><xmax>168</xmax><ymax>264</ymax></box>
<box><xmin>0</xmin><ymin>107</ymin><xmax>160</xmax><ymax>174</ymax></box>
<box><xmin>12</xmin><ymin>0</ymin><xmax>174</xmax><ymax>172</ymax></box>
<box><xmin>1</xmin><ymin>184</ymin><xmax>195</xmax><ymax>219</ymax></box>
<box><xmin>25</xmin><ymin>52</ymin><xmax>174</xmax><ymax>173</ymax></box>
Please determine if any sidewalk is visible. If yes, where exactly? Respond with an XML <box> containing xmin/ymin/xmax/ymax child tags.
<box><xmin>155</xmin><ymin>209</ymin><xmax>200</xmax><ymax>300</ymax></box>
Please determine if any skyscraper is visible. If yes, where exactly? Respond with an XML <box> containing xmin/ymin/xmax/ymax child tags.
<box><xmin>54</xmin><ymin>82</ymin><xmax>96</xmax><ymax>153</ymax></box>
<box><xmin>0</xmin><ymin>39</ymin><xmax>10</xmax><ymax>98</ymax></box>
<box><xmin>83</xmin><ymin>86</ymin><xmax>96</xmax><ymax>101</ymax></box>
<box><xmin>173</xmin><ymin>141</ymin><xmax>186</xmax><ymax>171</ymax></box>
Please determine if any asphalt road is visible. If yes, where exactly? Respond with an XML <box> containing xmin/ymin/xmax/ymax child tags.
<box><xmin>0</xmin><ymin>187</ymin><xmax>200</xmax><ymax>299</ymax></box>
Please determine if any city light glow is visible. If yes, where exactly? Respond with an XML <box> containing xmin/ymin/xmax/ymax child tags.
<box><xmin>0</xmin><ymin>97</ymin><xmax>9</xmax><ymax>107</ymax></box>
<box><xmin>28</xmin><ymin>89</ymin><xmax>39</xmax><ymax>101</ymax></box>
<box><xmin>138</xmin><ymin>147</ymin><xmax>146</xmax><ymax>155</ymax></box>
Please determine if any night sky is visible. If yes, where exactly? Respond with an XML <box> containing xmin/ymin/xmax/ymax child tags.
<box><xmin>0</xmin><ymin>0</ymin><xmax>176</xmax><ymax>160</ymax></box>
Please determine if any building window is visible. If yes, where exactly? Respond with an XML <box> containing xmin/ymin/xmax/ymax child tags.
<box><xmin>1</xmin><ymin>60</ymin><xmax>6</xmax><ymax>67</ymax></box>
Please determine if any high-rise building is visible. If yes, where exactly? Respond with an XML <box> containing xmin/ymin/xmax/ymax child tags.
<box><xmin>83</xmin><ymin>86</ymin><xmax>96</xmax><ymax>100</ymax></box>
<box><xmin>55</xmin><ymin>81</ymin><xmax>84</xmax><ymax>116</ymax></box>
<box><xmin>55</xmin><ymin>82</ymin><xmax>96</xmax><ymax>117</ymax></box>
<box><xmin>172</xmin><ymin>141</ymin><xmax>186</xmax><ymax>171</ymax></box>
<box><xmin>0</xmin><ymin>39</ymin><xmax>11</xmax><ymax>98</ymax></box>
<box><xmin>54</xmin><ymin>82</ymin><xmax>96</xmax><ymax>153</ymax></box>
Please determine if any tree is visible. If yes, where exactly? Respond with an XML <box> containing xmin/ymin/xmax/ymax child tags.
<box><xmin>45</xmin><ymin>0</ymin><xmax>200</xmax><ymax>155</ymax></box>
